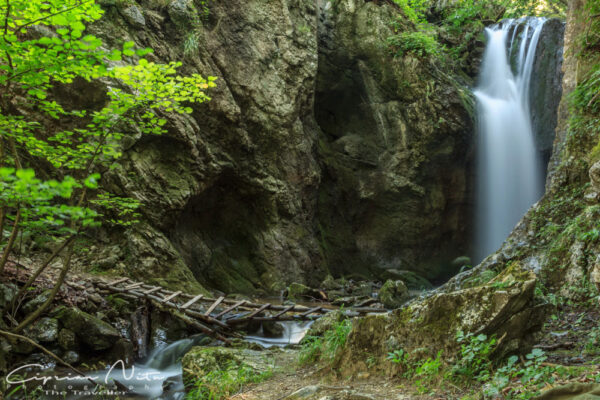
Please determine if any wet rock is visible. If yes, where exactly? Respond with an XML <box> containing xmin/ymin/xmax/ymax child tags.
<box><xmin>529</xmin><ymin>18</ymin><xmax>565</xmax><ymax>160</ymax></box>
<box><xmin>379</xmin><ymin>270</ymin><xmax>433</xmax><ymax>290</ymax></box>
<box><xmin>377</xmin><ymin>280</ymin><xmax>409</xmax><ymax>309</ymax></box>
<box><xmin>262</xmin><ymin>321</ymin><xmax>284</xmax><ymax>338</ymax></box>
<box><xmin>0</xmin><ymin>337</ymin><xmax>11</xmax><ymax>373</ymax></box>
<box><xmin>351</xmin><ymin>282</ymin><xmax>374</xmax><ymax>297</ymax></box>
<box><xmin>55</xmin><ymin>307</ymin><xmax>120</xmax><ymax>351</ymax></box>
<box><xmin>62</xmin><ymin>350</ymin><xmax>79</xmax><ymax>365</ymax></box>
<box><xmin>287</xmin><ymin>283</ymin><xmax>325</xmax><ymax>301</ymax></box>
<box><xmin>331</xmin><ymin>296</ymin><xmax>369</xmax><ymax>307</ymax></box>
<box><xmin>22</xmin><ymin>290</ymin><xmax>51</xmax><ymax>315</ymax></box>
<box><xmin>12</xmin><ymin>340</ymin><xmax>35</xmax><ymax>355</ymax></box>
<box><xmin>119</xmin><ymin>4</ymin><xmax>145</xmax><ymax>28</ymax></box>
<box><xmin>58</xmin><ymin>328</ymin><xmax>78</xmax><ymax>351</ymax></box>
<box><xmin>150</xmin><ymin>309</ymin><xmax>189</xmax><ymax>348</ymax></box>
<box><xmin>108</xmin><ymin>339</ymin><xmax>135</xmax><ymax>366</ymax></box>
<box><xmin>305</xmin><ymin>310</ymin><xmax>345</xmax><ymax>338</ymax></box>
<box><xmin>25</xmin><ymin>317</ymin><xmax>58</xmax><ymax>343</ymax></box>
<box><xmin>0</xmin><ymin>283</ymin><xmax>17</xmax><ymax>310</ymax></box>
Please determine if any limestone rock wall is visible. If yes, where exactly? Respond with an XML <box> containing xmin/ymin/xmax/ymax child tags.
<box><xmin>315</xmin><ymin>0</ymin><xmax>474</xmax><ymax>281</ymax></box>
<box><xmin>85</xmin><ymin>0</ymin><xmax>475</xmax><ymax>293</ymax></box>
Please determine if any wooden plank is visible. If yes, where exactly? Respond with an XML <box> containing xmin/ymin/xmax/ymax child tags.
<box><xmin>161</xmin><ymin>291</ymin><xmax>182</xmax><ymax>303</ymax></box>
<box><xmin>144</xmin><ymin>286</ymin><xmax>162</xmax><ymax>295</ymax></box>
<box><xmin>245</xmin><ymin>303</ymin><xmax>271</xmax><ymax>319</ymax></box>
<box><xmin>181</xmin><ymin>294</ymin><xmax>204</xmax><ymax>310</ymax></box>
<box><xmin>204</xmin><ymin>296</ymin><xmax>224</xmax><ymax>316</ymax></box>
<box><xmin>300</xmin><ymin>306</ymin><xmax>321</xmax><ymax>317</ymax></box>
<box><xmin>271</xmin><ymin>304</ymin><xmax>295</xmax><ymax>319</ymax></box>
<box><xmin>215</xmin><ymin>300</ymin><xmax>246</xmax><ymax>319</ymax></box>
<box><xmin>225</xmin><ymin>311</ymin><xmax>251</xmax><ymax>324</ymax></box>
<box><xmin>124</xmin><ymin>282</ymin><xmax>143</xmax><ymax>290</ymax></box>
<box><xmin>111</xmin><ymin>277</ymin><xmax>130</xmax><ymax>286</ymax></box>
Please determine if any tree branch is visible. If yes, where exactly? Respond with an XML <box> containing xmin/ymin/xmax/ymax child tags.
<box><xmin>11</xmin><ymin>234</ymin><xmax>76</xmax><ymax>314</ymax></box>
<box><xmin>0</xmin><ymin>207</ymin><xmax>21</xmax><ymax>274</ymax></box>
<box><xmin>0</xmin><ymin>329</ymin><xmax>100</xmax><ymax>388</ymax></box>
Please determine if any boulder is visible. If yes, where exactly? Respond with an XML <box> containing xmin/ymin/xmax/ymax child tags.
<box><xmin>0</xmin><ymin>283</ymin><xmax>17</xmax><ymax>311</ymax></box>
<box><xmin>57</xmin><ymin>328</ymin><xmax>78</xmax><ymax>351</ymax></box>
<box><xmin>62</xmin><ymin>350</ymin><xmax>80</xmax><ymax>365</ymax></box>
<box><xmin>119</xmin><ymin>4</ymin><xmax>146</xmax><ymax>28</ymax></box>
<box><xmin>182</xmin><ymin>347</ymin><xmax>271</xmax><ymax>385</ymax></box>
<box><xmin>55</xmin><ymin>307</ymin><xmax>120</xmax><ymax>351</ymax></box>
<box><xmin>305</xmin><ymin>310</ymin><xmax>345</xmax><ymax>338</ymax></box>
<box><xmin>262</xmin><ymin>321</ymin><xmax>284</xmax><ymax>338</ymax></box>
<box><xmin>380</xmin><ymin>270</ymin><xmax>433</xmax><ymax>290</ymax></box>
<box><xmin>351</xmin><ymin>282</ymin><xmax>375</xmax><ymax>297</ymax></box>
<box><xmin>336</xmin><ymin>265</ymin><xmax>544</xmax><ymax>375</ymax></box>
<box><xmin>377</xmin><ymin>280</ymin><xmax>409</xmax><ymax>309</ymax></box>
<box><xmin>321</xmin><ymin>275</ymin><xmax>341</xmax><ymax>290</ymax></box>
<box><xmin>108</xmin><ymin>338</ymin><xmax>135</xmax><ymax>367</ymax></box>
<box><xmin>25</xmin><ymin>317</ymin><xmax>59</xmax><ymax>343</ymax></box>
<box><xmin>167</xmin><ymin>0</ymin><xmax>197</xmax><ymax>28</ymax></box>
<box><xmin>0</xmin><ymin>337</ymin><xmax>11</xmax><ymax>373</ymax></box>
<box><xmin>287</xmin><ymin>283</ymin><xmax>324</xmax><ymax>301</ymax></box>
<box><xmin>22</xmin><ymin>291</ymin><xmax>51</xmax><ymax>315</ymax></box>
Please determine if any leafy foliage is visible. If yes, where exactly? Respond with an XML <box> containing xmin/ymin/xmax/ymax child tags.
<box><xmin>299</xmin><ymin>319</ymin><xmax>352</xmax><ymax>365</ymax></box>
<box><xmin>451</xmin><ymin>331</ymin><xmax>496</xmax><ymax>382</ymax></box>
<box><xmin>186</xmin><ymin>361</ymin><xmax>272</xmax><ymax>400</ymax></box>
<box><xmin>387</xmin><ymin>31</ymin><xmax>441</xmax><ymax>58</ymax></box>
<box><xmin>0</xmin><ymin>0</ymin><xmax>215</xmax><ymax>330</ymax></box>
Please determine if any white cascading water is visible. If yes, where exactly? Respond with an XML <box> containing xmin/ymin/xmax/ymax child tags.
<box><xmin>475</xmin><ymin>18</ymin><xmax>546</xmax><ymax>262</ymax></box>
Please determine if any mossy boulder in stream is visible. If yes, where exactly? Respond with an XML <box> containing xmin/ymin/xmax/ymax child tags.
<box><xmin>55</xmin><ymin>307</ymin><xmax>120</xmax><ymax>351</ymax></box>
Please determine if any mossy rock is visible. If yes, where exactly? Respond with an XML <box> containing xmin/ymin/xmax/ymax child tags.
<box><xmin>379</xmin><ymin>269</ymin><xmax>433</xmax><ymax>290</ymax></box>
<box><xmin>336</xmin><ymin>265</ymin><xmax>542</xmax><ymax>375</ymax></box>
<box><xmin>55</xmin><ymin>307</ymin><xmax>120</xmax><ymax>351</ymax></box>
<box><xmin>377</xmin><ymin>280</ymin><xmax>409</xmax><ymax>309</ymax></box>
<box><xmin>287</xmin><ymin>283</ymin><xmax>322</xmax><ymax>301</ymax></box>
<box><xmin>182</xmin><ymin>347</ymin><xmax>271</xmax><ymax>385</ymax></box>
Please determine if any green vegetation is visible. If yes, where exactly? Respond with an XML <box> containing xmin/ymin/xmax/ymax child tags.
<box><xmin>387</xmin><ymin>31</ymin><xmax>441</xmax><ymax>58</ymax></box>
<box><xmin>386</xmin><ymin>0</ymin><xmax>566</xmax><ymax>65</ymax></box>
<box><xmin>299</xmin><ymin>319</ymin><xmax>352</xmax><ymax>365</ymax></box>
<box><xmin>186</xmin><ymin>361</ymin><xmax>272</xmax><ymax>400</ymax></box>
<box><xmin>0</xmin><ymin>0</ymin><xmax>215</xmax><ymax>332</ymax></box>
<box><xmin>385</xmin><ymin>331</ymin><xmax>593</xmax><ymax>398</ymax></box>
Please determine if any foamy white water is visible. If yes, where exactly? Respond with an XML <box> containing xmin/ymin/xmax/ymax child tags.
<box><xmin>475</xmin><ymin>18</ymin><xmax>546</xmax><ymax>262</ymax></box>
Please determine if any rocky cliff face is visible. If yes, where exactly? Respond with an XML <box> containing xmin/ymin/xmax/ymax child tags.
<box><xmin>530</xmin><ymin>19</ymin><xmax>565</xmax><ymax>167</ymax></box>
<box><xmin>336</xmin><ymin>1</ymin><xmax>588</xmax><ymax>371</ymax></box>
<box><xmin>315</xmin><ymin>0</ymin><xmax>474</xmax><ymax>281</ymax></box>
<box><xmin>95</xmin><ymin>0</ymin><xmax>324</xmax><ymax>294</ymax></box>
<box><xmin>84</xmin><ymin>0</ymin><xmax>476</xmax><ymax>293</ymax></box>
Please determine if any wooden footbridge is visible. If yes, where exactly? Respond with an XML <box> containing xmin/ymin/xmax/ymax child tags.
<box><xmin>89</xmin><ymin>277</ymin><xmax>387</xmax><ymax>343</ymax></box>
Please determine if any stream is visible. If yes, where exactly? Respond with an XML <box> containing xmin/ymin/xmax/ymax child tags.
<box><xmin>9</xmin><ymin>321</ymin><xmax>312</xmax><ymax>400</ymax></box>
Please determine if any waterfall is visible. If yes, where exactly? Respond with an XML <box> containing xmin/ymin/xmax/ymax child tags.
<box><xmin>475</xmin><ymin>18</ymin><xmax>547</xmax><ymax>262</ymax></box>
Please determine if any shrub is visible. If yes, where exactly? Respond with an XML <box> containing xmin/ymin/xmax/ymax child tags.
<box><xmin>299</xmin><ymin>319</ymin><xmax>352</xmax><ymax>365</ymax></box>
<box><xmin>387</xmin><ymin>31</ymin><xmax>441</xmax><ymax>58</ymax></box>
<box><xmin>186</xmin><ymin>361</ymin><xmax>272</xmax><ymax>400</ymax></box>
